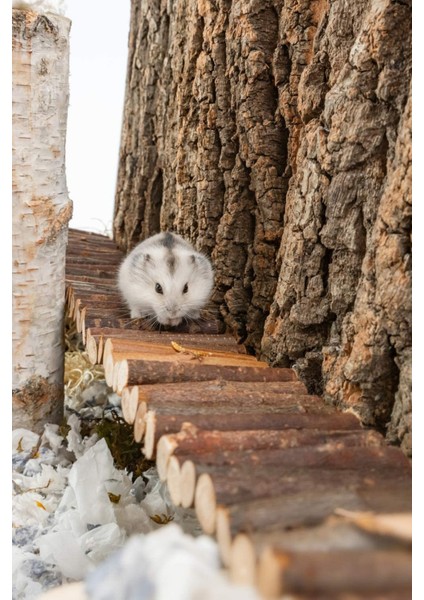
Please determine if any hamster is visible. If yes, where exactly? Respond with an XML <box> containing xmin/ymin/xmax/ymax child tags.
<box><xmin>118</xmin><ymin>231</ymin><xmax>214</xmax><ymax>327</ymax></box>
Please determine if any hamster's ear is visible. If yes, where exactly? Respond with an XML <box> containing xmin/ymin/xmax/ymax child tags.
<box><xmin>142</xmin><ymin>253</ymin><xmax>151</xmax><ymax>263</ymax></box>
<box><xmin>190</xmin><ymin>254</ymin><xmax>196</xmax><ymax>264</ymax></box>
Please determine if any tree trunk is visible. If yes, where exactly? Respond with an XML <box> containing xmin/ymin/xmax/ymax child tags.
<box><xmin>12</xmin><ymin>9</ymin><xmax>72</xmax><ymax>433</ymax></box>
<box><xmin>114</xmin><ymin>0</ymin><xmax>412</xmax><ymax>454</ymax></box>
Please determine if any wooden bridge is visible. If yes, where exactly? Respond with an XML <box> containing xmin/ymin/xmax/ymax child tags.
<box><xmin>65</xmin><ymin>228</ymin><xmax>412</xmax><ymax>599</ymax></box>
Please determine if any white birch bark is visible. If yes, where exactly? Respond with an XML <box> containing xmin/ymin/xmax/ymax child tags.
<box><xmin>12</xmin><ymin>9</ymin><xmax>72</xmax><ymax>432</ymax></box>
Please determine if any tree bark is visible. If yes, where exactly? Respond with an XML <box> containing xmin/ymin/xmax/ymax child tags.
<box><xmin>114</xmin><ymin>0</ymin><xmax>411</xmax><ymax>454</ymax></box>
<box><xmin>12</xmin><ymin>9</ymin><xmax>72</xmax><ymax>433</ymax></box>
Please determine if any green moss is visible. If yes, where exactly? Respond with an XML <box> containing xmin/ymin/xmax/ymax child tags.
<box><xmin>94</xmin><ymin>410</ymin><xmax>155</xmax><ymax>480</ymax></box>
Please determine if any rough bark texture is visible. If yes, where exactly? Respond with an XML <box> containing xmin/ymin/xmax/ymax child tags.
<box><xmin>12</xmin><ymin>10</ymin><xmax>72</xmax><ymax>432</ymax></box>
<box><xmin>114</xmin><ymin>0</ymin><xmax>411</xmax><ymax>454</ymax></box>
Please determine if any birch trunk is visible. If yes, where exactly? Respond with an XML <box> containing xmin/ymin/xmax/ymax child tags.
<box><xmin>12</xmin><ymin>9</ymin><xmax>72</xmax><ymax>433</ymax></box>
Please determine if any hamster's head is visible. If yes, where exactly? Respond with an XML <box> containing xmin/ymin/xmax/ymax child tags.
<box><xmin>130</xmin><ymin>244</ymin><xmax>214</xmax><ymax>326</ymax></box>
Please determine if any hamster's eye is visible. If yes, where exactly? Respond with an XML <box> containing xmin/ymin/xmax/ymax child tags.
<box><xmin>183</xmin><ymin>283</ymin><xmax>189</xmax><ymax>294</ymax></box>
<box><xmin>155</xmin><ymin>283</ymin><xmax>163</xmax><ymax>294</ymax></box>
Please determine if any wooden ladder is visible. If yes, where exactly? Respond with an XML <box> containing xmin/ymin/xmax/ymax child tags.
<box><xmin>65</xmin><ymin>228</ymin><xmax>412</xmax><ymax>599</ymax></box>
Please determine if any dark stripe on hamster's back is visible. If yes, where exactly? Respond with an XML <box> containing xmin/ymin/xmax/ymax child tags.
<box><xmin>161</xmin><ymin>232</ymin><xmax>176</xmax><ymax>249</ymax></box>
<box><xmin>161</xmin><ymin>233</ymin><xmax>180</xmax><ymax>274</ymax></box>
<box><xmin>167</xmin><ymin>254</ymin><xmax>176</xmax><ymax>274</ymax></box>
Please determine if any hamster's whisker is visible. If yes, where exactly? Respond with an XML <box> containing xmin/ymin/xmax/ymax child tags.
<box><xmin>112</xmin><ymin>309</ymin><xmax>132</xmax><ymax>316</ymax></box>
<box><xmin>121</xmin><ymin>318</ymin><xmax>142</xmax><ymax>328</ymax></box>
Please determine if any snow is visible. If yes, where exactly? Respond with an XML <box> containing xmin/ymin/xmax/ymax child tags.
<box><xmin>12</xmin><ymin>373</ymin><xmax>260</xmax><ymax>599</ymax></box>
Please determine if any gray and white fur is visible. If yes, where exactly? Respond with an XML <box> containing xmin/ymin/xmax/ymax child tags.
<box><xmin>118</xmin><ymin>232</ymin><xmax>214</xmax><ymax>326</ymax></box>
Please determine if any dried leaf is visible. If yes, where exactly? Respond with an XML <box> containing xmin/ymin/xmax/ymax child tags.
<box><xmin>149</xmin><ymin>513</ymin><xmax>174</xmax><ymax>525</ymax></box>
<box><xmin>108</xmin><ymin>492</ymin><xmax>121</xmax><ymax>504</ymax></box>
<box><xmin>170</xmin><ymin>340</ymin><xmax>212</xmax><ymax>361</ymax></box>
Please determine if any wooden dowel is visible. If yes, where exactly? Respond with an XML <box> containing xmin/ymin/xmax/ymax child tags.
<box><xmin>166</xmin><ymin>455</ymin><xmax>182</xmax><ymax>506</ymax></box>
<box><xmin>103</xmin><ymin>338</ymin><xmax>266</xmax><ymax>393</ymax></box>
<box><xmin>66</xmin><ymin>267</ymin><xmax>119</xmax><ymax>278</ymax></box>
<box><xmin>174</xmin><ymin>443</ymin><xmax>409</xmax><ymax>512</ymax></box>
<box><xmin>107</xmin><ymin>347</ymin><xmax>267</xmax><ymax>372</ymax></box>
<box><xmin>142</xmin><ymin>410</ymin><xmax>160</xmax><ymax>457</ymax></box>
<box><xmin>120</xmin><ymin>386</ymin><xmax>131</xmax><ymax>423</ymax></box>
<box><xmin>85</xmin><ymin>330</ymin><xmax>99</xmax><ymax>365</ymax></box>
<box><xmin>81</xmin><ymin>315</ymin><xmax>226</xmax><ymax>335</ymax></box>
<box><xmin>142</xmin><ymin>409</ymin><xmax>363</xmax><ymax>463</ymax></box>
<box><xmin>66</xmin><ymin>251</ymin><xmax>122</xmax><ymax>263</ymax></box>
<box><xmin>112</xmin><ymin>361</ymin><xmax>121</xmax><ymax>392</ymax></box>
<box><xmin>66</xmin><ymin>248</ymin><xmax>119</xmax><ymax>260</ymax></box>
<box><xmin>229</xmin><ymin>532</ymin><xmax>258</xmax><ymax>587</ymax></box>
<box><xmin>65</xmin><ymin>289</ymin><xmax>122</xmax><ymax>301</ymax></box>
<box><xmin>257</xmin><ymin>548</ymin><xmax>411</xmax><ymax>598</ymax></box>
<box><xmin>66</xmin><ymin>274</ymin><xmax>119</xmax><ymax>286</ymax></box>
<box><xmin>80</xmin><ymin>327</ymin><xmax>245</xmax><ymax>351</ymax></box>
<box><xmin>82</xmin><ymin>307</ymin><xmax>129</xmax><ymax>317</ymax></box>
<box><xmin>155</xmin><ymin>426</ymin><xmax>384</xmax><ymax>481</ymax></box>
<box><xmin>67</xmin><ymin>230</ymin><xmax>118</xmax><ymax>244</ymax></box>
<box><xmin>104</xmin><ymin>354</ymin><xmax>119</xmax><ymax>388</ymax></box>
<box><xmin>132</xmin><ymin>378</ymin><xmax>307</xmax><ymax>406</ymax></box>
<box><xmin>94</xmin><ymin>317</ymin><xmax>228</xmax><ymax>336</ymax></box>
<box><xmin>215</xmin><ymin>479</ymin><xmax>412</xmax><ymax>567</ymax></box>
<box><xmin>72</xmin><ymin>299</ymin><xmax>125</xmax><ymax>312</ymax></box>
<box><xmin>229</xmin><ymin>517</ymin><xmax>412</xmax><ymax>587</ymax></box>
<box><xmin>103</xmin><ymin>353</ymin><xmax>113</xmax><ymax>387</ymax></box>
<box><xmin>133</xmin><ymin>401</ymin><xmax>147</xmax><ymax>443</ymax></box>
<box><xmin>195</xmin><ymin>462</ymin><xmax>411</xmax><ymax>535</ymax></box>
<box><xmin>132</xmin><ymin>382</ymin><xmax>319</xmax><ymax>442</ymax></box>
<box><xmin>121</xmin><ymin>386</ymin><xmax>139</xmax><ymax>424</ymax></box>
<box><xmin>68</xmin><ymin>228</ymin><xmax>117</xmax><ymax>243</ymax></box>
<box><xmin>78</xmin><ymin>308</ymin><xmax>129</xmax><ymax>341</ymax></box>
<box><xmin>102</xmin><ymin>337</ymin><xmax>251</xmax><ymax>360</ymax></box>
<box><xmin>76</xmin><ymin>306</ymin><xmax>86</xmax><ymax>337</ymax></box>
<box><xmin>66</xmin><ymin>288</ymin><xmax>75</xmax><ymax>314</ymax></box>
<box><xmin>84</xmin><ymin>329</ymin><xmax>107</xmax><ymax>364</ymax></box>
<box><xmin>66</xmin><ymin>253</ymin><xmax>120</xmax><ymax>262</ymax></box>
<box><xmin>82</xmin><ymin>316</ymin><xmax>143</xmax><ymax>331</ymax></box>
<box><xmin>118</xmin><ymin>358</ymin><xmax>299</xmax><ymax>388</ymax></box>
<box><xmin>102</xmin><ymin>341</ymin><xmax>259</xmax><ymax>380</ymax></box>
<box><xmin>190</xmin><ymin>443</ymin><xmax>408</xmax><ymax>472</ymax></box>
<box><xmin>180</xmin><ymin>459</ymin><xmax>197</xmax><ymax>508</ymax></box>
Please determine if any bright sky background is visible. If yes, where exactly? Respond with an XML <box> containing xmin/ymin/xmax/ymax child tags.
<box><xmin>65</xmin><ymin>0</ymin><xmax>131</xmax><ymax>235</ymax></box>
